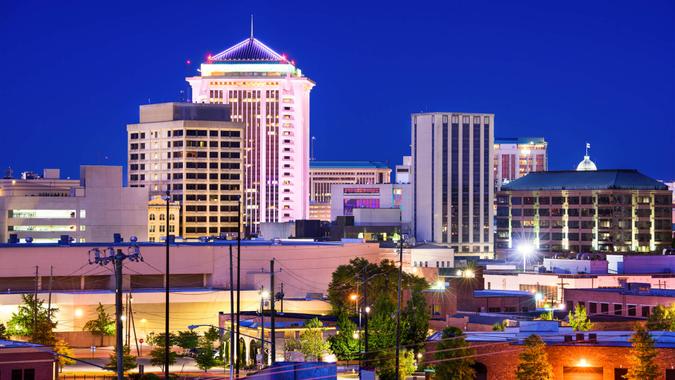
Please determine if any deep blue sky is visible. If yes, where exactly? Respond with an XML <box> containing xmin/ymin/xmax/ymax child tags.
<box><xmin>1</xmin><ymin>0</ymin><xmax>673</xmax><ymax>180</ymax></box>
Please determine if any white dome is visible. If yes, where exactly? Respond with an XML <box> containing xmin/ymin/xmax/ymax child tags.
<box><xmin>576</xmin><ymin>155</ymin><xmax>597</xmax><ymax>171</ymax></box>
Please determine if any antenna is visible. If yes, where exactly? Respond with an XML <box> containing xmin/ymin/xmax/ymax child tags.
<box><xmin>585</xmin><ymin>142</ymin><xmax>590</xmax><ymax>157</ymax></box>
<box><xmin>250</xmin><ymin>14</ymin><xmax>254</xmax><ymax>39</ymax></box>
<box><xmin>310</xmin><ymin>136</ymin><xmax>316</xmax><ymax>161</ymax></box>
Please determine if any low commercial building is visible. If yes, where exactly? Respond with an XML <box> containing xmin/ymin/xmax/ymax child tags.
<box><xmin>309</xmin><ymin>161</ymin><xmax>391</xmax><ymax>222</ymax></box>
<box><xmin>565</xmin><ymin>282</ymin><xmax>675</xmax><ymax>319</ymax></box>
<box><xmin>0</xmin><ymin>166</ymin><xmax>148</xmax><ymax>243</ymax></box>
<box><xmin>496</xmin><ymin>169</ymin><xmax>672</xmax><ymax>255</ymax></box>
<box><xmin>395</xmin><ymin>155</ymin><xmax>411</xmax><ymax>184</ymax></box>
<box><xmin>0</xmin><ymin>340</ymin><xmax>56</xmax><ymax>380</ymax></box>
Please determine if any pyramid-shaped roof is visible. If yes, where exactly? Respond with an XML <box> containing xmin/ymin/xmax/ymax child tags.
<box><xmin>210</xmin><ymin>37</ymin><xmax>284</xmax><ymax>63</ymax></box>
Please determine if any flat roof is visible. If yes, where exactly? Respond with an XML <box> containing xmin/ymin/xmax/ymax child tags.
<box><xmin>0</xmin><ymin>340</ymin><xmax>44</xmax><ymax>349</ymax></box>
<box><xmin>495</xmin><ymin>137</ymin><xmax>546</xmax><ymax>145</ymax></box>
<box><xmin>309</xmin><ymin>160</ymin><xmax>389</xmax><ymax>169</ymax></box>
<box><xmin>474</xmin><ymin>290</ymin><xmax>533</xmax><ymax>298</ymax></box>
<box><xmin>0</xmin><ymin>239</ymin><xmax>347</xmax><ymax>249</ymax></box>
<box><xmin>502</xmin><ymin>169</ymin><xmax>667</xmax><ymax>191</ymax></box>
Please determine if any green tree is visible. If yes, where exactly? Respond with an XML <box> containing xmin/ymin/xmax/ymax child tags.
<box><xmin>647</xmin><ymin>304</ymin><xmax>675</xmax><ymax>331</ymax></box>
<box><xmin>105</xmin><ymin>345</ymin><xmax>137</xmax><ymax>373</ymax></box>
<box><xmin>147</xmin><ymin>332</ymin><xmax>177</xmax><ymax>369</ymax></box>
<box><xmin>195</xmin><ymin>336</ymin><xmax>217</xmax><ymax>372</ymax></box>
<box><xmin>54</xmin><ymin>339</ymin><xmax>75</xmax><ymax>373</ymax></box>
<box><xmin>175</xmin><ymin>330</ymin><xmax>199</xmax><ymax>353</ymax></box>
<box><xmin>492</xmin><ymin>320</ymin><xmax>508</xmax><ymax>331</ymax></box>
<box><xmin>568</xmin><ymin>304</ymin><xmax>592</xmax><ymax>331</ymax></box>
<box><xmin>434</xmin><ymin>327</ymin><xmax>475</xmax><ymax>380</ymax></box>
<box><xmin>536</xmin><ymin>311</ymin><xmax>554</xmax><ymax>321</ymax></box>
<box><xmin>204</xmin><ymin>326</ymin><xmax>221</xmax><ymax>342</ymax></box>
<box><xmin>299</xmin><ymin>318</ymin><xmax>330</xmax><ymax>361</ymax></box>
<box><xmin>401</xmin><ymin>288</ymin><xmax>429</xmax><ymax>353</ymax></box>
<box><xmin>327</xmin><ymin>258</ymin><xmax>428</xmax><ymax>315</ymax></box>
<box><xmin>327</xmin><ymin>312</ymin><xmax>360</xmax><ymax>361</ymax></box>
<box><xmin>515</xmin><ymin>335</ymin><xmax>553</xmax><ymax>380</ymax></box>
<box><xmin>375</xmin><ymin>349</ymin><xmax>416</xmax><ymax>380</ymax></box>
<box><xmin>7</xmin><ymin>294</ymin><xmax>57</xmax><ymax>345</ymax></box>
<box><xmin>626</xmin><ymin>325</ymin><xmax>660</xmax><ymax>380</ymax></box>
<box><xmin>82</xmin><ymin>303</ymin><xmax>115</xmax><ymax>346</ymax></box>
<box><xmin>0</xmin><ymin>322</ymin><xmax>8</xmax><ymax>339</ymax></box>
<box><xmin>367</xmin><ymin>297</ymin><xmax>398</xmax><ymax>353</ymax></box>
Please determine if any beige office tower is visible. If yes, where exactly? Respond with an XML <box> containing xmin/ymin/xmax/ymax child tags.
<box><xmin>127</xmin><ymin>102</ymin><xmax>243</xmax><ymax>239</ymax></box>
<box><xmin>187</xmin><ymin>32</ymin><xmax>315</xmax><ymax>233</ymax></box>
<box><xmin>411</xmin><ymin>113</ymin><xmax>495</xmax><ymax>258</ymax></box>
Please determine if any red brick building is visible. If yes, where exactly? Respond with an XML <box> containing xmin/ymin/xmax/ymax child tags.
<box><xmin>0</xmin><ymin>340</ymin><xmax>55</xmax><ymax>380</ymax></box>
<box><xmin>426</xmin><ymin>321</ymin><xmax>675</xmax><ymax>380</ymax></box>
<box><xmin>565</xmin><ymin>282</ymin><xmax>675</xmax><ymax>319</ymax></box>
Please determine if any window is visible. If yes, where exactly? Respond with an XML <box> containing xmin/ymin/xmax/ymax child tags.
<box><xmin>159</xmin><ymin>214</ymin><xmax>165</xmax><ymax>221</ymax></box>
<box><xmin>589</xmin><ymin>302</ymin><xmax>597</xmax><ymax>314</ymax></box>
<box><xmin>614</xmin><ymin>304</ymin><xmax>623</xmax><ymax>316</ymax></box>
<box><xmin>159</xmin><ymin>225</ymin><xmax>165</xmax><ymax>233</ymax></box>
<box><xmin>642</xmin><ymin>306</ymin><xmax>651</xmax><ymax>317</ymax></box>
<box><xmin>627</xmin><ymin>304</ymin><xmax>636</xmax><ymax>316</ymax></box>
<box><xmin>149</xmin><ymin>214</ymin><xmax>156</xmax><ymax>221</ymax></box>
<box><xmin>600</xmin><ymin>303</ymin><xmax>609</xmax><ymax>314</ymax></box>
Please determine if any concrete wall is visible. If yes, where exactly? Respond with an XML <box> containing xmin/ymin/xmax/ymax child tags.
<box><xmin>607</xmin><ymin>254</ymin><xmax>675</xmax><ymax>274</ymax></box>
<box><xmin>543</xmin><ymin>258</ymin><xmax>608</xmax><ymax>274</ymax></box>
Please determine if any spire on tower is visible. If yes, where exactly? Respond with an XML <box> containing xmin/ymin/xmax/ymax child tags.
<box><xmin>250</xmin><ymin>14</ymin><xmax>254</xmax><ymax>39</ymax></box>
<box><xmin>585</xmin><ymin>142</ymin><xmax>591</xmax><ymax>156</ymax></box>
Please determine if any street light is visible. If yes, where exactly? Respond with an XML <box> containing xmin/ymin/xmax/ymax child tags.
<box><xmin>517</xmin><ymin>242</ymin><xmax>535</xmax><ymax>272</ymax></box>
<box><xmin>260</xmin><ymin>288</ymin><xmax>270</xmax><ymax>367</ymax></box>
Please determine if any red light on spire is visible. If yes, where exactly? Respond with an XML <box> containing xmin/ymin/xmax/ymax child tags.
<box><xmin>206</xmin><ymin>54</ymin><xmax>213</xmax><ymax>62</ymax></box>
<box><xmin>291</xmin><ymin>60</ymin><xmax>295</xmax><ymax>65</ymax></box>
<box><xmin>281</xmin><ymin>54</ymin><xmax>287</xmax><ymax>62</ymax></box>
<box><xmin>186</xmin><ymin>59</ymin><xmax>191</xmax><ymax>65</ymax></box>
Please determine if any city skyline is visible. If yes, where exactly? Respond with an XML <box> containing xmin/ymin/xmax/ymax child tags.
<box><xmin>1</xmin><ymin>0</ymin><xmax>673</xmax><ymax>181</ymax></box>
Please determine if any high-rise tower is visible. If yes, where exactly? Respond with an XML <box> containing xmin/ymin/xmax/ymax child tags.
<box><xmin>187</xmin><ymin>29</ymin><xmax>314</xmax><ymax>233</ymax></box>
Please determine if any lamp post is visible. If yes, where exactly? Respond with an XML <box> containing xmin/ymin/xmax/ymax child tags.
<box><xmin>518</xmin><ymin>242</ymin><xmax>534</xmax><ymax>272</ymax></box>
<box><xmin>88</xmin><ymin>239</ymin><xmax>143</xmax><ymax>380</ymax></box>
<box><xmin>260</xmin><ymin>288</ymin><xmax>270</xmax><ymax>367</ymax></box>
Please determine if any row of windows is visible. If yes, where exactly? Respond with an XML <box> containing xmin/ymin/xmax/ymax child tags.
<box><xmin>570</xmin><ymin>300</ymin><xmax>655</xmax><ymax>318</ymax></box>
<box><xmin>149</xmin><ymin>214</ymin><xmax>176</xmax><ymax>221</ymax></box>
<box><xmin>500</xmin><ymin>194</ymin><xmax>671</xmax><ymax>206</ymax></box>
<box><xmin>130</xmin><ymin>130</ymin><xmax>241</xmax><ymax>139</ymax></box>
<box><xmin>185</xmin><ymin>205</ymin><xmax>239</xmax><ymax>212</ymax></box>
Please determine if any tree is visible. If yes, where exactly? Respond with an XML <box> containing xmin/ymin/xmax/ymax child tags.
<box><xmin>105</xmin><ymin>345</ymin><xmax>137</xmax><ymax>373</ymax></box>
<box><xmin>515</xmin><ymin>334</ymin><xmax>553</xmax><ymax>380</ymax></box>
<box><xmin>7</xmin><ymin>294</ymin><xmax>57</xmax><ymax>345</ymax></box>
<box><xmin>327</xmin><ymin>312</ymin><xmax>360</xmax><ymax>361</ymax></box>
<box><xmin>626</xmin><ymin>325</ymin><xmax>660</xmax><ymax>380</ymax></box>
<box><xmin>299</xmin><ymin>318</ymin><xmax>330</xmax><ymax>361</ymax></box>
<box><xmin>0</xmin><ymin>322</ymin><xmax>8</xmax><ymax>339</ymax></box>
<box><xmin>434</xmin><ymin>327</ymin><xmax>475</xmax><ymax>380</ymax></box>
<box><xmin>147</xmin><ymin>332</ymin><xmax>177</xmax><ymax>369</ymax></box>
<box><xmin>568</xmin><ymin>304</ymin><xmax>592</xmax><ymax>331</ymax></box>
<box><xmin>367</xmin><ymin>297</ymin><xmax>398</xmax><ymax>353</ymax></box>
<box><xmin>327</xmin><ymin>258</ymin><xmax>428</xmax><ymax>315</ymax></box>
<box><xmin>195</xmin><ymin>336</ymin><xmax>217</xmax><ymax>372</ymax></box>
<box><xmin>536</xmin><ymin>311</ymin><xmax>554</xmax><ymax>321</ymax></box>
<box><xmin>492</xmin><ymin>320</ymin><xmax>508</xmax><ymax>331</ymax></box>
<box><xmin>175</xmin><ymin>330</ymin><xmax>199</xmax><ymax>354</ymax></box>
<box><xmin>375</xmin><ymin>349</ymin><xmax>416</xmax><ymax>380</ymax></box>
<box><xmin>54</xmin><ymin>339</ymin><xmax>75</xmax><ymax>373</ymax></box>
<box><xmin>647</xmin><ymin>304</ymin><xmax>675</xmax><ymax>331</ymax></box>
<box><xmin>83</xmin><ymin>303</ymin><xmax>115</xmax><ymax>346</ymax></box>
<box><xmin>401</xmin><ymin>288</ymin><xmax>429</xmax><ymax>353</ymax></box>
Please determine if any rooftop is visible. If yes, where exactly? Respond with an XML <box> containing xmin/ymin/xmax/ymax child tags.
<box><xmin>474</xmin><ymin>290</ymin><xmax>534</xmax><ymax>298</ymax></box>
<box><xmin>0</xmin><ymin>340</ymin><xmax>44</xmax><ymax>349</ymax></box>
<box><xmin>210</xmin><ymin>37</ymin><xmax>285</xmax><ymax>63</ymax></box>
<box><xmin>495</xmin><ymin>137</ymin><xmax>546</xmax><ymax>145</ymax></box>
<box><xmin>310</xmin><ymin>160</ymin><xmax>390</xmax><ymax>169</ymax></box>
<box><xmin>501</xmin><ymin>169</ymin><xmax>668</xmax><ymax>191</ymax></box>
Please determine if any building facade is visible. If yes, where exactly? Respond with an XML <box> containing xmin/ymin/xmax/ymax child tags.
<box><xmin>411</xmin><ymin>113</ymin><xmax>494</xmax><ymax>257</ymax></box>
<box><xmin>309</xmin><ymin>161</ymin><xmax>391</xmax><ymax>221</ymax></box>
<box><xmin>493</xmin><ymin>137</ymin><xmax>547</xmax><ymax>190</ymax></box>
<box><xmin>395</xmin><ymin>155</ymin><xmax>412</xmax><ymax>184</ymax></box>
<box><xmin>565</xmin><ymin>283</ymin><xmax>675</xmax><ymax>319</ymax></box>
<box><xmin>496</xmin><ymin>169</ymin><xmax>672</xmax><ymax>254</ymax></box>
<box><xmin>186</xmin><ymin>32</ymin><xmax>315</xmax><ymax>232</ymax></box>
<box><xmin>0</xmin><ymin>166</ymin><xmax>148</xmax><ymax>243</ymax></box>
<box><xmin>127</xmin><ymin>102</ymin><xmax>244</xmax><ymax>239</ymax></box>
<box><xmin>147</xmin><ymin>196</ymin><xmax>180</xmax><ymax>242</ymax></box>
<box><xmin>329</xmin><ymin>183</ymin><xmax>411</xmax><ymax>224</ymax></box>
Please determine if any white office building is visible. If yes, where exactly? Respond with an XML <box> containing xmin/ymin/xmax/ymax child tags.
<box><xmin>411</xmin><ymin>113</ymin><xmax>494</xmax><ymax>257</ymax></box>
<box><xmin>187</xmin><ymin>29</ymin><xmax>315</xmax><ymax>233</ymax></box>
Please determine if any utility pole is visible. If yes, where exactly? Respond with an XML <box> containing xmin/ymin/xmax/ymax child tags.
<box><xmin>88</xmin><ymin>243</ymin><xmax>143</xmax><ymax>380</ymax></box>
<box><xmin>236</xmin><ymin>195</ymin><xmax>242</xmax><ymax>376</ymax></box>
<box><xmin>362</xmin><ymin>268</ymin><xmax>368</xmax><ymax>354</ymax></box>
<box><xmin>33</xmin><ymin>266</ymin><xmax>38</xmax><ymax>335</ymax></box>
<box><xmin>270</xmin><ymin>259</ymin><xmax>276</xmax><ymax>364</ymax></box>
<box><xmin>228</xmin><ymin>244</ymin><xmax>235</xmax><ymax>380</ymax></box>
<box><xmin>47</xmin><ymin>266</ymin><xmax>53</xmax><ymax>320</ymax></box>
<box><xmin>259</xmin><ymin>285</ymin><xmax>265</xmax><ymax>368</ymax></box>
<box><xmin>164</xmin><ymin>190</ymin><xmax>171</xmax><ymax>379</ymax></box>
<box><xmin>395</xmin><ymin>234</ymin><xmax>404</xmax><ymax>380</ymax></box>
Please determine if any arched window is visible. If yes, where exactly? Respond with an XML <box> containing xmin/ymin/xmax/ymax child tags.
<box><xmin>159</xmin><ymin>214</ymin><xmax>166</xmax><ymax>221</ymax></box>
<box><xmin>149</xmin><ymin>214</ymin><xmax>156</xmax><ymax>221</ymax></box>
<box><xmin>169</xmin><ymin>214</ymin><xmax>175</xmax><ymax>221</ymax></box>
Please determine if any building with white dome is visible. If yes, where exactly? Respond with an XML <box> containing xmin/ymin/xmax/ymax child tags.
<box><xmin>576</xmin><ymin>143</ymin><xmax>597</xmax><ymax>171</ymax></box>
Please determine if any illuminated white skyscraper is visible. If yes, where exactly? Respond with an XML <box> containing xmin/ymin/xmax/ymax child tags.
<box><xmin>187</xmin><ymin>29</ymin><xmax>315</xmax><ymax>233</ymax></box>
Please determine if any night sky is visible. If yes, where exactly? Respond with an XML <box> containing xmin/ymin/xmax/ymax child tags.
<box><xmin>1</xmin><ymin>0</ymin><xmax>673</xmax><ymax>180</ymax></box>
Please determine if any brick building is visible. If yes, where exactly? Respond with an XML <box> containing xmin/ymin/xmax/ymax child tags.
<box><xmin>565</xmin><ymin>282</ymin><xmax>675</xmax><ymax>319</ymax></box>
<box><xmin>0</xmin><ymin>340</ymin><xmax>55</xmax><ymax>380</ymax></box>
